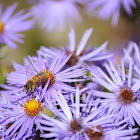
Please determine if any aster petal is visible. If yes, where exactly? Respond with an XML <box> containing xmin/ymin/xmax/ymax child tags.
<box><xmin>40</xmin><ymin>79</ymin><xmax>50</xmax><ymax>101</ymax></box>
<box><xmin>69</xmin><ymin>28</ymin><xmax>75</xmax><ymax>52</ymax></box>
<box><xmin>27</xmin><ymin>117</ymin><xmax>34</xmax><ymax>134</ymax></box>
<box><xmin>39</xmin><ymin>112</ymin><xmax>66</xmax><ymax>128</ymax></box>
<box><xmin>0</xmin><ymin>104</ymin><xmax>22</xmax><ymax>109</ymax></box>
<box><xmin>54</xmin><ymin>54</ymin><xmax>72</xmax><ymax>74</ymax></box>
<box><xmin>122</xmin><ymin>0</ymin><xmax>133</xmax><ymax>15</ymax></box>
<box><xmin>123</xmin><ymin>48</ymin><xmax>132</xmax><ymax>62</ymax></box>
<box><xmin>2</xmin><ymin>3</ymin><xmax>17</xmax><ymax>22</ymax></box>
<box><xmin>91</xmin><ymin>75</ymin><xmax>113</xmax><ymax>91</ymax></box>
<box><xmin>7</xmin><ymin>20</ymin><xmax>34</xmax><ymax>32</ymax></box>
<box><xmin>97</xmin><ymin>66</ymin><xmax>117</xmax><ymax>88</ymax></box>
<box><xmin>3</xmin><ymin>36</ymin><xmax>17</xmax><ymax>49</ymax></box>
<box><xmin>109</xmin><ymin>61</ymin><xmax>123</xmax><ymax>85</ymax></box>
<box><xmin>79</xmin><ymin>41</ymin><xmax>108</xmax><ymax>61</ymax></box>
<box><xmin>4</xmin><ymin>115</ymin><xmax>26</xmax><ymax>136</ymax></box>
<box><xmin>55</xmin><ymin>91</ymin><xmax>72</xmax><ymax>120</ymax></box>
<box><xmin>56</xmin><ymin>69</ymin><xmax>86</xmax><ymax>79</ymax></box>
<box><xmin>57</xmin><ymin>78</ymin><xmax>84</xmax><ymax>82</ymax></box>
<box><xmin>53</xmin><ymin>82</ymin><xmax>75</xmax><ymax>92</ymax></box>
<box><xmin>111</xmin><ymin>10</ymin><xmax>120</xmax><ymax>26</ymax></box>
<box><xmin>40</xmin><ymin>126</ymin><xmax>59</xmax><ymax>132</ymax></box>
<box><xmin>126</xmin><ymin>104</ymin><xmax>135</xmax><ymax>126</ymax></box>
<box><xmin>121</xmin><ymin>59</ymin><xmax>126</xmax><ymax>82</ymax></box>
<box><xmin>5</xmin><ymin>33</ymin><xmax>24</xmax><ymax>43</ymax></box>
<box><xmin>12</xmin><ymin>9</ymin><xmax>25</xmax><ymax>18</ymax></box>
<box><xmin>92</xmin><ymin>90</ymin><xmax>116</xmax><ymax>98</ymax></box>
<box><xmin>76</xmin><ymin>28</ymin><xmax>93</xmax><ymax>56</ymax></box>
<box><xmin>49</xmin><ymin>55</ymin><xmax>59</xmax><ymax>72</ymax></box>
<box><xmin>127</xmin><ymin>61</ymin><xmax>133</xmax><ymax>87</ymax></box>
<box><xmin>37</xmin><ymin>54</ymin><xmax>46</xmax><ymax>71</ymax></box>
<box><xmin>131</xmin><ymin>105</ymin><xmax>140</xmax><ymax>125</ymax></box>
<box><xmin>40</xmin><ymin>46</ymin><xmax>57</xmax><ymax>56</ymax></box>
<box><xmin>41</xmin><ymin>133</ymin><xmax>58</xmax><ymax>138</ymax></box>
<box><xmin>88</xmin><ymin>54</ymin><xmax>113</xmax><ymax>61</ymax></box>
<box><xmin>131</xmin><ymin>79</ymin><xmax>140</xmax><ymax>92</ymax></box>
<box><xmin>39</xmin><ymin>119</ymin><xmax>55</xmax><ymax>127</ymax></box>
<box><xmin>104</xmin><ymin>63</ymin><xmax>118</xmax><ymax>85</ymax></box>
<box><xmin>16</xmin><ymin>117</ymin><xmax>31</xmax><ymax>139</ymax></box>
<box><xmin>28</xmin><ymin>55</ymin><xmax>40</xmax><ymax>73</ymax></box>
<box><xmin>83</xmin><ymin>107</ymin><xmax>103</xmax><ymax>123</ymax></box>
<box><xmin>89</xmin><ymin>115</ymin><xmax>115</xmax><ymax>126</ymax></box>
<box><xmin>134</xmin><ymin>43</ymin><xmax>140</xmax><ymax>61</ymax></box>
<box><xmin>132</xmin><ymin>102</ymin><xmax>140</xmax><ymax>112</ymax></box>
<box><xmin>56</xmin><ymin>64</ymin><xmax>83</xmax><ymax>76</ymax></box>
<box><xmin>75</xmin><ymin>87</ymin><xmax>80</xmax><ymax>119</ymax></box>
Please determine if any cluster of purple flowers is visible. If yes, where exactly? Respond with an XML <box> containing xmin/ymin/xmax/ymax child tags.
<box><xmin>0</xmin><ymin>28</ymin><xmax>140</xmax><ymax>140</ymax></box>
<box><xmin>0</xmin><ymin>1</ymin><xmax>140</xmax><ymax>139</ymax></box>
<box><xmin>86</xmin><ymin>0</ymin><xmax>136</xmax><ymax>26</ymax></box>
<box><xmin>29</xmin><ymin>0</ymin><xmax>137</xmax><ymax>31</ymax></box>
<box><xmin>0</xmin><ymin>0</ymin><xmax>137</xmax><ymax>49</ymax></box>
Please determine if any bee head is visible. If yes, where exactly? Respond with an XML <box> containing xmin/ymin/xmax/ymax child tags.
<box><xmin>24</xmin><ymin>85</ymin><xmax>30</xmax><ymax>93</ymax></box>
<box><xmin>24</xmin><ymin>81</ymin><xmax>33</xmax><ymax>93</ymax></box>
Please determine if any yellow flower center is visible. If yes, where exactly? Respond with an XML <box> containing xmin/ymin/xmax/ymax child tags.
<box><xmin>23</xmin><ymin>99</ymin><xmax>41</xmax><ymax>117</ymax></box>
<box><xmin>0</xmin><ymin>21</ymin><xmax>4</xmax><ymax>34</ymax></box>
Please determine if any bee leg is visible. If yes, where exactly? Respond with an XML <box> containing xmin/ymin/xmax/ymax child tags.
<box><xmin>42</xmin><ymin>81</ymin><xmax>47</xmax><ymax>88</ymax></box>
<box><xmin>35</xmin><ymin>85</ymin><xmax>38</xmax><ymax>90</ymax></box>
<box><xmin>31</xmin><ymin>86</ymin><xmax>35</xmax><ymax>99</ymax></box>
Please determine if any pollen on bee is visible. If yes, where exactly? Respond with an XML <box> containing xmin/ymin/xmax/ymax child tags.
<box><xmin>41</xmin><ymin>69</ymin><xmax>55</xmax><ymax>86</ymax></box>
<box><xmin>0</xmin><ymin>21</ymin><xmax>4</xmax><ymax>33</ymax></box>
<box><xmin>23</xmin><ymin>99</ymin><xmax>41</xmax><ymax>117</ymax></box>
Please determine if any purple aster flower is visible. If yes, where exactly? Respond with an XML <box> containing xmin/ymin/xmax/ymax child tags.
<box><xmin>86</xmin><ymin>0</ymin><xmax>136</xmax><ymax>26</ymax></box>
<box><xmin>30</xmin><ymin>0</ymin><xmax>81</xmax><ymax>32</ymax></box>
<box><xmin>39</xmin><ymin>87</ymin><xmax>138</xmax><ymax>140</ymax></box>
<box><xmin>0</xmin><ymin>3</ymin><xmax>34</xmax><ymax>49</ymax></box>
<box><xmin>38</xmin><ymin>28</ymin><xmax>112</xmax><ymax>66</ymax></box>
<box><xmin>4</xmin><ymin>52</ymin><xmax>86</xmax><ymax>102</ymax></box>
<box><xmin>0</xmin><ymin>98</ymin><xmax>43</xmax><ymax>139</ymax></box>
<box><xmin>91</xmin><ymin>50</ymin><xmax>140</xmax><ymax>127</ymax></box>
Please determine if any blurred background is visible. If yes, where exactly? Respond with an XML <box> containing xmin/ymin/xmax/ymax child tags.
<box><xmin>0</xmin><ymin>0</ymin><xmax>140</xmax><ymax>83</ymax></box>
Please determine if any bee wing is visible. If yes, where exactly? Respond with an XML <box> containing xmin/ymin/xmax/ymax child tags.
<box><xmin>26</xmin><ymin>65</ymin><xmax>32</xmax><ymax>80</ymax></box>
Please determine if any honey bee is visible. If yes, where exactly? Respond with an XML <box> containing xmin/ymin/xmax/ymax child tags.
<box><xmin>24</xmin><ymin>65</ymin><xmax>54</xmax><ymax>93</ymax></box>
